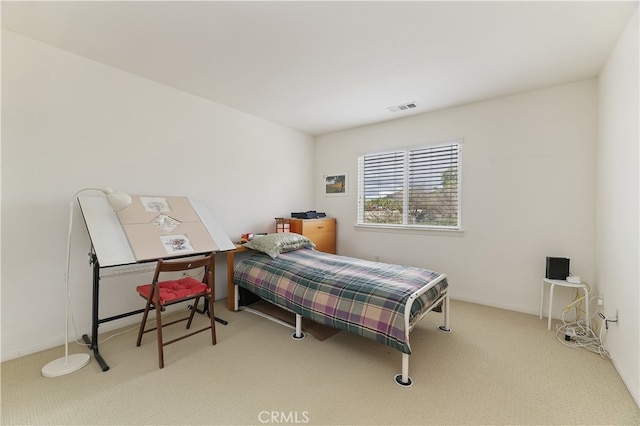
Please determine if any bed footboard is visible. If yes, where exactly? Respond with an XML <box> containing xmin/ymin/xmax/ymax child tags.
<box><xmin>394</xmin><ymin>274</ymin><xmax>451</xmax><ymax>387</ymax></box>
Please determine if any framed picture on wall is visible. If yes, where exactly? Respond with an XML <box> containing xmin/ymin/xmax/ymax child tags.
<box><xmin>323</xmin><ymin>172</ymin><xmax>348</xmax><ymax>196</ymax></box>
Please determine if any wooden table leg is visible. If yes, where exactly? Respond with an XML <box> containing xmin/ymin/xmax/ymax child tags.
<box><xmin>227</xmin><ymin>250</ymin><xmax>236</xmax><ymax>311</ymax></box>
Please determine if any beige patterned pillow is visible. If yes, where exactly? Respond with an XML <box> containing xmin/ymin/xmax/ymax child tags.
<box><xmin>243</xmin><ymin>233</ymin><xmax>315</xmax><ymax>258</ymax></box>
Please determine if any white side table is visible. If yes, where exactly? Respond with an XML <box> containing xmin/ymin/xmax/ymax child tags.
<box><xmin>540</xmin><ymin>278</ymin><xmax>589</xmax><ymax>331</ymax></box>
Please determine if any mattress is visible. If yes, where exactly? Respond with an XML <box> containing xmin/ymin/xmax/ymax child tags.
<box><xmin>233</xmin><ymin>248</ymin><xmax>448</xmax><ymax>353</ymax></box>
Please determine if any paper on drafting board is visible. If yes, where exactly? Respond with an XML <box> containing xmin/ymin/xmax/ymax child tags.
<box><xmin>141</xmin><ymin>197</ymin><xmax>171</xmax><ymax>213</ymax></box>
<box><xmin>117</xmin><ymin>196</ymin><xmax>219</xmax><ymax>261</ymax></box>
<box><xmin>152</xmin><ymin>214</ymin><xmax>181</xmax><ymax>232</ymax></box>
<box><xmin>160</xmin><ymin>234</ymin><xmax>194</xmax><ymax>254</ymax></box>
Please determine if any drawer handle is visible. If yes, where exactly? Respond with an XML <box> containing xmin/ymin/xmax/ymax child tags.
<box><xmin>317</xmin><ymin>226</ymin><xmax>324</xmax><ymax>229</ymax></box>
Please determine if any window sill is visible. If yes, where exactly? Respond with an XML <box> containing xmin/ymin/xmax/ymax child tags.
<box><xmin>354</xmin><ymin>223</ymin><xmax>465</xmax><ymax>237</ymax></box>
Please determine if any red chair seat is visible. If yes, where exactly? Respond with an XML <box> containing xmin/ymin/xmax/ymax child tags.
<box><xmin>136</xmin><ymin>277</ymin><xmax>209</xmax><ymax>305</ymax></box>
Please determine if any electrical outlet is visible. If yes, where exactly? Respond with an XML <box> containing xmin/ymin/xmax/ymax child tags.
<box><xmin>596</xmin><ymin>296</ymin><xmax>604</xmax><ymax>307</ymax></box>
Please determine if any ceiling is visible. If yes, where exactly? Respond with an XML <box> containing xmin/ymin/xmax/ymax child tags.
<box><xmin>2</xmin><ymin>1</ymin><xmax>637</xmax><ymax>136</ymax></box>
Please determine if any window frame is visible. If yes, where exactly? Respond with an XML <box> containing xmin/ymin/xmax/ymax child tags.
<box><xmin>356</xmin><ymin>138</ymin><xmax>463</xmax><ymax>233</ymax></box>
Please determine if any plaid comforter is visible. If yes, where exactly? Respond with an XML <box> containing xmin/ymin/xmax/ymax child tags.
<box><xmin>233</xmin><ymin>248</ymin><xmax>448</xmax><ymax>353</ymax></box>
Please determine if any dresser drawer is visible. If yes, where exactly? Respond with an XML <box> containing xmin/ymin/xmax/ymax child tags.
<box><xmin>290</xmin><ymin>218</ymin><xmax>336</xmax><ymax>254</ymax></box>
<box><xmin>302</xmin><ymin>219</ymin><xmax>334</xmax><ymax>235</ymax></box>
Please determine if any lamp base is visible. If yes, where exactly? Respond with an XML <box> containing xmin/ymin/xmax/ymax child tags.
<box><xmin>41</xmin><ymin>353</ymin><xmax>90</xmax><ymax>377</ymax></box>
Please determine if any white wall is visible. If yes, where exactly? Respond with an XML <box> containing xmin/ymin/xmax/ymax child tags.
<box><xmin>1</xmin><ymin>30</ymin><xmax>314</xmax><ymax>360</ymax></box>
<box><xmin>596</xmin><ymin>8</ymin><xmax>639</xmax><ymax>406</ymax></box>
<box><xmin>1</xmin><ymin>12</ymin><xmax>637</xmax><ymax>407</ymax></box>
<box><xmin>315</xmin><ymin>80</ymin><xmax>597</xmax><ymax>318</ymax></box>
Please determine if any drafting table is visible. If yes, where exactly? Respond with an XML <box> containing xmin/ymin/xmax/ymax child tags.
<box><xmin>78</xmin><ymin>195</ymin><xmax>235</xmax><ymax>371</ymax></box>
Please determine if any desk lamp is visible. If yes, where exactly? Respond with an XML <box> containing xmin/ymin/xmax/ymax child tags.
<box><xmin>42</xmin><ymin>187</ymin><xmax>132</xmax><ymax>377</ymax></box>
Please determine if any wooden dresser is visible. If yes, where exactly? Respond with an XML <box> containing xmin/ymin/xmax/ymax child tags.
<box><xmin>290</xmin><ymin>217</ymin><xmax>336</xmax><ymax>254</ymax></box>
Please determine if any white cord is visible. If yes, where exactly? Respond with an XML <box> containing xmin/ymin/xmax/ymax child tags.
<box><xmin>555</xmin><ymin>285</ymin><xmax>608</xmax><ymax>357</ymax></box>
<box><xmin>73</xmin><ymin>306</ymin><xmax>199</xmax><ymax>346</ymax></box>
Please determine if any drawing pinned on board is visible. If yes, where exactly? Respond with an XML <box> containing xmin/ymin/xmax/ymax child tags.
<box><xmin>152</xmin><ymin>214</ymin><xmax>181</xmax><ymax>232</ymax></box>
<box><xmin>161</xmin><ymin>234</ymin><xmax>194</xmax><ymax>254</ymax></box>
<box><xmin>141</xmin><ymin>197</ymin><xmax>171</xmax><ymax>213</ymax></box>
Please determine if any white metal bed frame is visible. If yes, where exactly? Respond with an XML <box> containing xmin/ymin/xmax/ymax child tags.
<box><xmin>234</xmin><ymin>272</ymin><xmax>451</xmax><ymax>387</ymax></box>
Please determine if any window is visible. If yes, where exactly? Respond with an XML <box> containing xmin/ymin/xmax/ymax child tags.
<box><xmin>357</xmin><ymin>139</ymin><xmax>462</xmax><ymax>230</ymax></box>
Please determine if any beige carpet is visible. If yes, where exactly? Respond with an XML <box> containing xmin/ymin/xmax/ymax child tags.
<box><xmin>1</xmin><ymin>299</ymin><xmax>638</xmax><ymax>425</ymax></box>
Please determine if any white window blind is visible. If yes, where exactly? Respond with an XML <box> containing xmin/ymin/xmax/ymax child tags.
<box><xmin>357</xmin><ymin>140</ymin><xmax>461</xmax><ymax>229</ymax></box>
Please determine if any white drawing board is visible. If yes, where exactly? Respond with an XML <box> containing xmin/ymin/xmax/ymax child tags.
<box><xmin>78</xmin><ymin>195</ymin><xmax>234</xmax><ymax>267</ymax></box>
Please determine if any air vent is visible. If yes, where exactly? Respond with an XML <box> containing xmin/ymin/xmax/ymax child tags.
<box><xmin>387</xmin><ymin>102</ymin><xmax>417</xmax><ymax>112</ymax></box>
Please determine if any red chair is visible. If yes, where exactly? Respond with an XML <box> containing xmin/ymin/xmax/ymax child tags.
<box><xmin>136</xmin><ymin>254</ymin><xmax>216</xmax><ymax>368</ymax></box>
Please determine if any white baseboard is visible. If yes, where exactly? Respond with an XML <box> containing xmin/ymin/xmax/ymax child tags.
<box><xmin>1</xmin><ymin>304</ymin><xmax>190</xmax><ymax>362</ymax></box>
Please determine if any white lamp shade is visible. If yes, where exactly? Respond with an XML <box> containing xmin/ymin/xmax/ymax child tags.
<box><xmin>101</xmin><ymin>187</ymin><xmax>132</xmax><ymax>211</ymax></box>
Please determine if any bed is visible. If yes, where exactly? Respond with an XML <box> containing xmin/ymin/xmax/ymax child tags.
<box><xmin>232</xmin><ymin>233</ymin><xmax>451</xmax><ymax>387</ymax></box>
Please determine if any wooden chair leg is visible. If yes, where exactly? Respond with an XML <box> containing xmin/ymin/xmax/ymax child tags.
<box><xmin>155</xmin><ymin>299</ymin><xmax>164</xmax><ymax>369</ymax></box>
<box><xmin>186</xmin><ymin>296</ymin><xmax>200</xmax><ymax>329</ymax></box>
<box><xmin>137</xmin><ymin>297</ymin><xmax>153</xmax><ymax>346</ymax></box>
